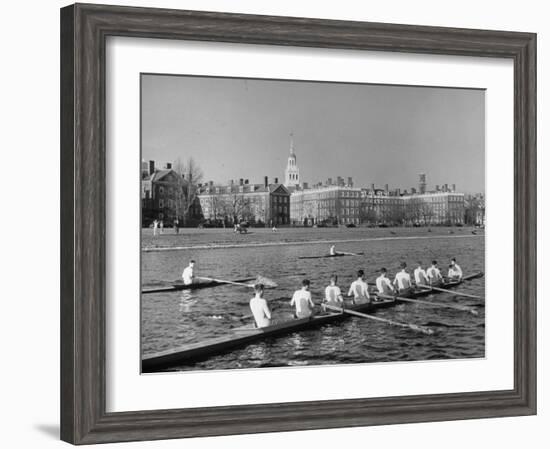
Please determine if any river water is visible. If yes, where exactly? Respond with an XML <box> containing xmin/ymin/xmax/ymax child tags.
<box><xmin>141</xmin><ymin>227</ymin><xmax>485</xmax><ymax>372</ymax></box>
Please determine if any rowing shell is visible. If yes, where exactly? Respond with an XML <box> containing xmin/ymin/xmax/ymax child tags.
<box><xmin>141</xmin><ymin>277</ymin><xmax>256</xmax><ymax>294</ymax></box>
<box><xmin>141</xmin><ymin>272</ymin><xmax>483</xmax><ymax>371</ymax></box>
<box><xmin>298</xmin><ymin>252</ymin><xmax>364</xmax><ymax>260</ymax></box>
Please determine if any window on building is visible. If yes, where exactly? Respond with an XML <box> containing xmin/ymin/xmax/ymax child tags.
<box><xmin>159</xmin><ymin>186</ymin><xmax>164</xmax><ymax>195</ymax></box>
<box><xmin>159</xmin><ymin>199</ymin><xmax>164</xmax><ymax>208</ymax></box>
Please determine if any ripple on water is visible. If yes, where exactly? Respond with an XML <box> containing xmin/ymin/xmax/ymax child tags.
<box><xmin>142</xmin><ymin>231</ymin><xmax>485</xmax><ymax>371</ymax></box>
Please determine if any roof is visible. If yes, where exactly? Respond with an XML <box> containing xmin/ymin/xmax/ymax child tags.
<box><xmin>143</xmin><ymin>169</ymin><xmax>186</xmax><ymax>184</ymax></box>
<box><xmin>198</xmin><ymin>183</ymin><xmax>290</xmax><ymax>196</ymax></box>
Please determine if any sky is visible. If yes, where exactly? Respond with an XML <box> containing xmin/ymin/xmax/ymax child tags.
<box><xmin>141</xmin><ymin>74</ymin><xmax>485</xmax><ymax>194</ymax></box>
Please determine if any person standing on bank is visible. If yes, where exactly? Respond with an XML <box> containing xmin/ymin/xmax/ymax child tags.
<box><xmin>290</xmin><ymin>279</ymin><xmax>315</xmax><ymax>319</ymax></box>
<box><xmin>249</xmin><ymin>283</ymin><xmax>272</xmax><ymax>328</ymax></box>
<box><xmin>153</xmin><ymin>219</ymin><xmax>158</xmax><ymax>236</ymax></box>
<box><xmin>174</xmin><ymin>218</ymin><xmax>179</xmax><ymax>234</ymax></box>
<box><xmin>347</xmin><ymin>270</ymin><xmax>371</xmax><ymax>305</ymax></box>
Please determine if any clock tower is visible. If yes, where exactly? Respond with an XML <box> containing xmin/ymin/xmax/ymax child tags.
<box><xmin>284</xmin><ymin>133</ymin><xmax>300</xmax><ymax>187</ymax></box>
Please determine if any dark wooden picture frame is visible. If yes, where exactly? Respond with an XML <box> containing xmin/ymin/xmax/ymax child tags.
<box><xmin>60</xmin><ymin>3</ymin><xmax>536</xmax><ymax>444</ymax></box>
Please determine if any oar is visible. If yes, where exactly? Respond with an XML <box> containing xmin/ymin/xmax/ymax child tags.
<box><xmin>324</xmin><ymin>304</ymin><xmax>434</xmax><ymax>335</ymax></box>
<box><xmin>337</xmin><ymin>251</ymin><xmax>362</xmax><ymax>256</ymax></box>
<box><xmin>417</xmin><ymin>284</ymin><xmax>483</xmax><ymax>300</ymax></box>
<box><xmin>392</xmin><ymin>295</ymin><xmax>479</xmax><ymax>315</ymax></box>
<box><xmin>198</xmin><ymin>275</ymin><xmax>278</xmax><ymax>288</ymax></box>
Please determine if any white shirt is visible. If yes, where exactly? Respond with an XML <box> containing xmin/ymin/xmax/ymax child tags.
<box><xmin>427</xmin><ymin>266</ymin><xmax>443</xmax><ymax>283</ymax></box>
<box><xmin>394</xmin><ymin>271</ymin><xmax>412</xmax><ymax>290</ymax></box>
<box><xmin>182</xmin><ymin>265</ymin><xmax>194</xmax><ymax>285</ymax></box>
<box><xmin>348</xmin><ymin>279</ymin><xmax>370</xmax><ymax>302</ymax></box>
<box><xmin>448</xmin><ymin>264</ymin><xmax>463</xmax><ymax>279</ymax></box>
<box><xmin>449</xmin><ymin>263</ymin><xmax>463</xmax><ymax>278</ymax></box>
<box><xmin>290</xmin><ymin>289</ymin><xmax>314</xmax><ymax>317</ymax></box>
<box><xmin>329</xmin><ymin>246</ymin><xmax>336</xmax><ymax>255</ymax></box>
<box><xmin>376</xmin><ymin>275</ymin><xmax>394</xmax><ymax>295</ymax></box>
<box><xmin>249</xmin><ymin>296</ymin><xmax>271</xmax><ymax>328</ymax></box>
<box><xmin>324</xmin><ymin>285</ymin><xmax>343</xmax><ymax>304</ymax></box>
<box><xmin>414</xmin><ymin>267</ymin><xmax>429</xmax><ymax>285</ymax></box>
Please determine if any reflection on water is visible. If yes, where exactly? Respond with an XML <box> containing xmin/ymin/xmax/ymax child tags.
<box><xmin>142</xmin><ymin>230</ymin><xmax>485</xmax><ymax>371</ymax></box>
<box><xmin>178</xmin><ymin>290</ymin><xmax>195</xmax><ymax>313</ymax></box>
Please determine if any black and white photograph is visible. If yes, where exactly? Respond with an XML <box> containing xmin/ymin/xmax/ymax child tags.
<box><xmin>140</xmin><ymin>74</ymin><xmax>486</xmax><ymax>373</ymax></box>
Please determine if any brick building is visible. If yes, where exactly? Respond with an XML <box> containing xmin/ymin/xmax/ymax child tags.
<box><xmin>197</xmin><ymin>177</ymin><xmax>290</xmax><ymax>226</ymax></box>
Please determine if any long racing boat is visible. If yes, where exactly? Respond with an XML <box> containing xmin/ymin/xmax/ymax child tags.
<box><xmin>142</xmin><ymin>277</ymin><xmax>256</xmax><ymax>294</ymax></box>
<box><xmin>141</xmin><ymin>272</ymin><xmax>483</xmax><ymax>371</ymax></box>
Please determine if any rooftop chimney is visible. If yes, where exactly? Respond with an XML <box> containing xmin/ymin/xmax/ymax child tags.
<box><xmin>436</xmin><ymin>185</ymin><xmax>440</xmax><ymax>192</ymax></box>
<box><xmin>452</xmin><ymin>184</ymin><xmax>456</xmax><ymax>192</ymax></box>
<box><xmin>239</xmin><ymin>178</ymin><xmax>244</xmax><ymax>186</ymax></box>
<box><xmin>347</xmin><ymin>177</ymin><xmax>353</xmax><ymax>187</ymax></box>
<box><xmin>264</xmin><ymin>176</ymin><xmax>268</xmax><ymax>188</ymax></box>
<box><xmin>245</xmin><ymin>179</ymin><xmax>249</xmax><ymax>184</ymax></box>
<box><xmin>327</xmin><ymin>177</ymin><xmax>333</xmax><ymax>185</ymax></box>
<box><xmin>149</xmin><ymin>160</ymin><xmax>155</xmax><ymax>176</ymax></box>
<box><xmin>274</xmin><ymin>177</ymin><xmax>279</xmax><ymax>184</ymax></box>
<box><xmin>165</xmin><ymin>162</ymin><xmax>172</xmax><ymax>169</ymax></box>
<box><xmin>385</xmin><ymin>184</ymin><xmax>389</xmax><ymax>193</ymax></box>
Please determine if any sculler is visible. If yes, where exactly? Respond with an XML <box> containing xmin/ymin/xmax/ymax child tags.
<box><xmin>181</xmin><ymin>260</ymin><xmax>196</xmax><ymax>285</ymax></box>
<box><xmin>448</xmin><ymin>257</ymin><xmax>463</xmax><ymax>280</ymax></box>
<box><xmin>427</xmin><ymin>260</ymin><xmax>444</xmax><ymax>285</ymax></box>
<box><xmin>413</xmin><ymin>261</ymin><xmax>430</xmax><ymax>286</ymax></box>
<box><xmin>249</xmin><ymin>283</ymin><xmax>272</xmax><ymax>328</ymax></box>
<box><xmin>347</xmin><ymin>270</ymin><xmax>371</xmax><ymax>304</ymax></box>
<box><xmin>323</xmin><ymin>275</ymin><xmax>344</xmax><ymax>308</ymax></box>
<box><xmin>290</xmin><ymin>279</ymin><xmax>316</xmax><ymax>319</ymax></box>
<box><xmin>376</xmin><ymin>268</ymin><xmax>395</xmax><ymax>295</ymax></box>
<box><xmin>329</xmin><ymin>245</ymin><xmax>337</xmax><ymax>256</ymax></box>
<box><xmin>393</xmin><ymin>262</ymin><xmax>412</xmax><ymax>294</ymax></box>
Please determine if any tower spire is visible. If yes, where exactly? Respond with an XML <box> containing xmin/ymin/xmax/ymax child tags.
<box><xmin>289</xmin><ymin>132</ymin><xmax>294</xmax><ymax>155</ymax></box>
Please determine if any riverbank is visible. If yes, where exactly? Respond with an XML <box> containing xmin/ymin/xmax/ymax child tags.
<box><xmin>141</xmin><ymin>226</ymin><xmax>484</xmax><ymax>251</ymax></box>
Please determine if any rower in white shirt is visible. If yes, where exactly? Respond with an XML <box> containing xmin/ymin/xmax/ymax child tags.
<box><xmin>413</xmin><ymin>261</ymin><xmax>430</xmax><ymax>286</ymax></box>
<box><xmin>347</xmin><ymin>270</ymin><xmax>371</xmax><ymax>305</ymax></box>
<box><xmin>323</xmin><ymin>274</ymin><xmax>344</xmax><ymax>308</ymax></box>
<box><xmin>448</xmin><ymin>257</ymin><xmax>463</xmax><ymax>281</ymax></box>
<box><xmin>329</xmin><ymin>245</ymin><xmax>337</xmax><ymax>256</ymax></box>
<box><xmin>393</xmin><ymin>262</ymin><xmax>412</xmax><ymax>294</ymax></box>
<box><xmin>181</xmin><ymin>259</ymin><xmax>196</xmax><ymax>285</ymax></box>
<box><xmin>376</xmin><ymin>268</ymin><xmax>395</xmax><ymax>296</ymax></box>
<box><xmin>290</xmin><ymin>279</ymin><xmax>316</xmax><ymax>319</ymax></box>
<box><xmin>426</xmin><ymin>260</ymin><xmax>444</xmax><ymax>285</ymax></box>
<box><xmin>249</xmin><ymin>283</ymin><xmax>272</xmax><ymax>328</ymax></box>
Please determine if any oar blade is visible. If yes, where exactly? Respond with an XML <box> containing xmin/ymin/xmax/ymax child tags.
<box><xmin>255</xmin><ymin>275</ymin><xmax>278</xmax><ymax>288</ymax></box>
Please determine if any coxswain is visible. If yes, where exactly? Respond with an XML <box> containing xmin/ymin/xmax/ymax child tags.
<box><xmin>290</xmin><ymin>279</ymin><xmax>316</xmax><ymax>319</ymax></box>
<box><xmin>393</xmin><ymin>262</ymin><xmax>412</xmax><ymax>294</ymax></box>
<box><xmin>427</xmin><ymin>260</ymin><xmax>444</xmax><ymax>285</ymax></box>
<box><xmin>181</xmin><ymin>259</ymin><xmax>196</xmax><ymax>285</ymax></box>
<box><xmin>323</xmin><ymin>274</ymin><xmax>344</xmax><ymax>309</ymax></box>
<box><xmin>249</xmin><ymin>283</ymin><xmax>272</xmax><ymax>328</ymax></box>
<box><xmin>347</xmin><ymin>270</ymin><xmax>371</xmax><ymax>304</ymax></box>
<box><xmin>448</xmin><ymin>257</ymin><xmax>463</xmax><ymax>280</ymax></box>
<box><xmin>376</xmin><ymin>268</ymin><xmax>395</xmax><ymax>296</ymax></box>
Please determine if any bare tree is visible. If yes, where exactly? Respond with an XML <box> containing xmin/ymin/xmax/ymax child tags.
<box><xmin>174</xmin><ymin>157</ymin><xmax>204</xmax><ymax>225</ymax></box>
<box><xmin>224</xmin><ymin>194</ymin><xmax>251</xmax><ymax>224</ymax></box>
<box><xmin>419</xmin><ymin>202</ymin><xmax>434</xmax><ymax>225</ymax></box>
